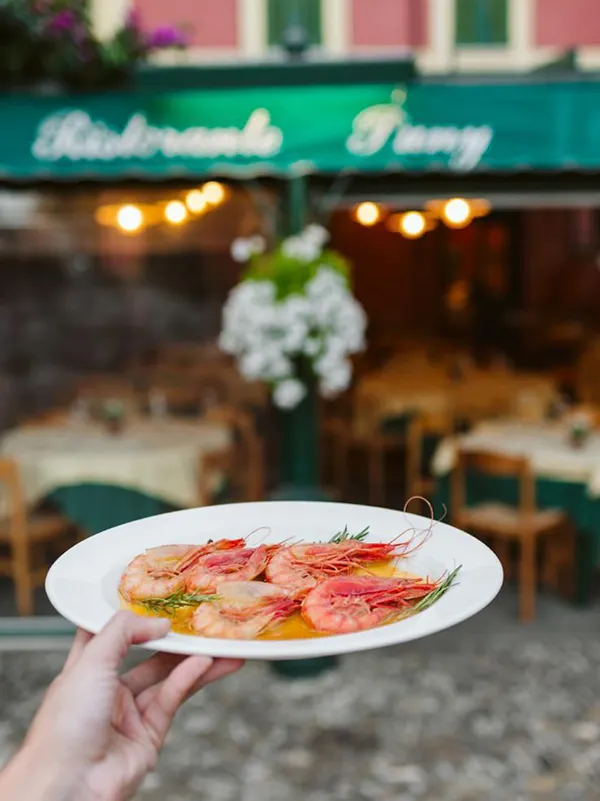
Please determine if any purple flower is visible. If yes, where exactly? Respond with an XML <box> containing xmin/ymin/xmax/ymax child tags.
<box><xmin>126</xmin><ymin>8</ymin><xmax>142</xmax><ymax>30</ymax></box>
<box><xmin>48</xmin><ymin>10</ymin><xmax>76</xmax><ymax>33</ymax></box>
<box><xmin>147</xmin><ymin>25</ymin><xmax>188</xmax><ymax>49</ymax></box>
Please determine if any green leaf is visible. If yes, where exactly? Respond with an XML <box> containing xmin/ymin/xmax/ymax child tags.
<box><xmin>138</xmin><ymin>592</ymin><xmax>217</xmax><ymax>615</ymax></box>
<box><xmin>396</xmin><ymin>566</ymin><xmax>462</xmax><ymax>619</ymax></box>
<box><xmin>329</xmin><ymin>525</ymin><xmax>370</xmax><ymax>544</ymax></box>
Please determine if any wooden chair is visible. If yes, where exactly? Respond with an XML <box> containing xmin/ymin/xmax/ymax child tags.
<box><xmin>406</xmin><ymin>415</ymin><xmax>451</xmax><ymax>500</ymax></box>
<box><xmin>576</xmin><ymin>338</ymin><xmax>600</xmax><ymax>404</ymax></box>
<box><xmin>450</xmin><ymin>449</ymin><xmax>571</xmax><ymax>621</ymax></box>
<box><xmin>144</xmin><ymin>364</ymin><xmax>235</xmax><ymax>416</ymax></box>
<box><xmin>76</xmin><ymin>375</ymin><xmax>140</xmax><ymax>417</ymax></box>
<box><xmin>327</xmin><ymin>412</ymin><xmax>407</xmax><ymax>507</ymax></box>
<box><xmin>21</xmin><ymin>408</ymin><xmax>69</xmax><ymax>428</ymax></box>
<box><xmin>0</xmin><ymin>459</ymin><xmax>75</xmax><ymax>615</ymax></box>
<box><xmin>198</xmin><ymin>406</ymin><xmax>264</xmax><ymax>505</ymax></box>
<box><xmin>156</xmin><ymin>341</ymin><xmax>225</xmax><ymax>369</ymax></box>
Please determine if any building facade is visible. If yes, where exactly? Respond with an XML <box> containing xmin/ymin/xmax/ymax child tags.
<box><xmin>92</xmin><ymin>0</ymin><xmax>600</xmax><ymax>72</ymax></box>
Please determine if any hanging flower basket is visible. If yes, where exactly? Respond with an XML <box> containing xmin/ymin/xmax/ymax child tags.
<box><xmin>220</xmin><ymin>225</ymin><xmax>367</xmax><ymax>410</ymax></box>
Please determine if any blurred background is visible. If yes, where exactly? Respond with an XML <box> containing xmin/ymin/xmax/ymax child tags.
<box><xmin>0</xmin><ymin>1</ymin><xmax>600</xmax><ymax>799</ymax></box>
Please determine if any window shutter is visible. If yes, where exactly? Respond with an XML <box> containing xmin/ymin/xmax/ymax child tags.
<box><xmin>455</xmin><ymin>0</ymin><xmax>508</xmax><ymax>45</ymax></box>
<box><xmin>268</xmin><ymin>0</ymin><xmax>322</xmax><ymax>46</ymax></box>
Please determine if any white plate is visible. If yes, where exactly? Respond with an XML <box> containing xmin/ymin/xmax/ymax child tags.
<box><xmin>45</xmin><ymin>501</ymin><xmax>503</xmax><ymax>660</ymax></box>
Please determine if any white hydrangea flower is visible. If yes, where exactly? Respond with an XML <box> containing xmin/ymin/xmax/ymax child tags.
<box><xmin>218</xmin><ymin>330</ymin><xmax>238</xmax><ymax>354</ymax></box>
<box><xmin>306</xmin><ymin>266</ymin><xmax>347</xmax><ymax>299</ymax></box>
<box><xmin>250</xmin><ymin>235</ymin><xmax>267</xmax><ymax>254</ymax></box>
<box><xmin>221</xmin><ymin>257</ymin><xmax>367</xmax><ymax>405</ymax></box>
<box><xmin>320</xmin><ymin>359</ymin><xmax>352</xmax><ymax>397</ymax></box>
<box><xmin>281</xmin><ymin>294</ymin><xmax>311</xmax><ymax>320</ymax></box>
<box><xmin>304</xmin><ymin>224</ymin><xmax>329</xmax><ymax>249</ymax></box>
<box><xmin>303</xmin><ymin>337</ymin><xmax>321</xmax><ymax>357</ymax></box>
<box><xmin>239</xmin><ymin>350</ymin><xmax>266</xmax><ymax>381</ymax></box>
<box><xmin>231</xmin><ymin>235</ymin><xmax>267</xmax><ymax>262</ymax></box>
<box><xmin>281</xmin><ymin>322</ymin><xmax>310</xmax><ymax>354</ymax></box>
<box><xmin>273</xmin><ymin>378</ymin><xmax>307</xmax><ymax>409</ymax></box>
<box><xmin>231</xmin><ymin>238</ymin><xmax>254</xmax><ymax>263</ymax></box>
<box><xmin>282</xmin><ymin>235</ymin><xmax>321</xmax><ymax>262</ymax></box>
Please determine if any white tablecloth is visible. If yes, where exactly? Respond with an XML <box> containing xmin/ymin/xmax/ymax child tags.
<box><xmin>0</xmin><ymin>419</ymin><xmax>231</xmax><ymax>509</ymax></box>
<box><xmin>432</xmin><ymin>421</ymin><xmax>600</xmax><ymax>497</ymax></box>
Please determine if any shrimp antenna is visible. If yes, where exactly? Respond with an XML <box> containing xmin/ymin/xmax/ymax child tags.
<box><xmin>389</xmin><ymin>496</ymin><xmax>439</xmax><ymax>557</ymax></box>
<box><xmin>246</xmin><ymin>526</ymin><xmax>272</xmax><ymax>544</ymax></box>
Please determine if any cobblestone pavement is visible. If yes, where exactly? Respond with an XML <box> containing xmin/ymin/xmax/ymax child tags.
<box><xmin>0</xmin><ymin>589</ymin><xmax>599</xmax><ymax>801</ymax></box>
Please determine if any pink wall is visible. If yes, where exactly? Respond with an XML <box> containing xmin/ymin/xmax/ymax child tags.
<box><xmin>135</xmin><ymin>0</ymin><xmax>238</xmax><ymax>48</ymax></box>
<box><xmin>351</xmin><ymin>0</ymin><xmax>426</xmax><ymax>48</ymax></box>
<box><xmin>535</xmin><ymin>0</ymin><xmax>600</xmax><ymax>46</ymax></box>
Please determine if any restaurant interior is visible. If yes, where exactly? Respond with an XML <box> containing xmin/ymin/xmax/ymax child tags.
<box><xmin>1</xmin><ymin>180</ymin><xmax>599</xmax><ymax>623</ymax></box>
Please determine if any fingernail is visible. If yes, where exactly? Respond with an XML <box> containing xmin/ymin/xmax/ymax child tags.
<box><xmin>152</xmin><ymin>619</ymin><xmax>171</xmax><ymax>635</ymax></box>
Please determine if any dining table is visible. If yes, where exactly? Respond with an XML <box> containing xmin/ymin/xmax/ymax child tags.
<box><xmin>354</xmin><ymin>359</ymin><xmax>558</xmax><ymax>433</ymax></box>
<box><xmin>432</xmin><ymin>420</ymin><xmax>600</xmax><ymax>605</ymax></box>
<box><xmin>0</xmin><ymin>417</ymin><xmax>231</xmax><ymax>535</ymax></box>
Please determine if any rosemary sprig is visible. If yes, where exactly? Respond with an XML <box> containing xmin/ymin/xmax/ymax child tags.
<box><xmin>138</xmin><ymin>592</ymin><xmax>217</xmax><ymax>615</ymax></box>
<box><xmin>397</xmin><ymin>565</ymin><xmax>462</xmax><ymax>620</ymax></box>
<box><xmin>329</xmin><ymin>525</ymin><xmax>370</xmax><ymax>543</ymax></box>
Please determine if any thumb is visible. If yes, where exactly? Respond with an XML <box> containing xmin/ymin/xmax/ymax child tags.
<box><xmin>80</xmin><ymin>611</ymin><xmax>171</xmax><ymax>673</ymax></box>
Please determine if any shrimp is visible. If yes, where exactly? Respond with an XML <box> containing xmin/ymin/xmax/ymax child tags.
<box><xmin>118</xmin><ymin>539</ymin><xmax>245</xmax><ymax>602</ymax></box>
<box><xmin>185</xmin><ymin>545</ymin><xmax>270</xmax><ymax>594</ymax></box>
<box><xmin>302</xmin><ymin>575</ymin><xmax>438</xmax><ymax>634</ymax></box>
<box><xmin>265</xmin><ymin>541</ymin><xmax>402</xmax><ymax>597</ymax></box>
<box><xmin>190</xmin><ymin>581</ymin><xmax>297</xmax><ymax>639</ymax></box>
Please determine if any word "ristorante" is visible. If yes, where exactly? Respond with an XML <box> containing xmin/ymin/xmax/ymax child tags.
<box><xmin>32</xmin><ymin>109</ymin><xmax>284</xmax><ymax>161</ymax></box>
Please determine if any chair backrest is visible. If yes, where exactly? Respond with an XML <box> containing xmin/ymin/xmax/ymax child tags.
<box><xmin>77</xmin><ymin>376</ymin><xmax>140</xmax><ymax>416</ymax></box>
<box><xmin>201</xmin><ymin>405</ymin><xmax>264</xmax><ymax>502</ymax></box>
<box><xmin>157</xmin><ymin>342</ymin><xmax>225</xmax><ymax>369</ymax></box>
<box><xmin>0</xmin><ymin>458</ymin><xmax>27</xmax><ymax>539</ymax></box>
<box><xmin>194</xmin><ymin>366</ymin><xmax>237</xmax><ymax>411</ymax></box>
<box><xmin>406</xmin><ymin>414</ymin><xmax>452</xmax><ymax>496</ymax></box>
<box><xmin>451</xmin><ymin>448</ymin><xmax>535</xmax><ymax>518</ymax></box>
<box><xmin>577</xmin><ymin>340</ymin><xmax>600</xmax><ymax>404</ymax></box>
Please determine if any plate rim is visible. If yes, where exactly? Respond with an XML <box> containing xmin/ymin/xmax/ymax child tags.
<box><xmin>45</xmin><ymin>500</ymin><xmax>504</xmax><ymax>660</ymax></box>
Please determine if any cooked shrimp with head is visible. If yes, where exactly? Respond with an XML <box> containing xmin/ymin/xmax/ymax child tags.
<box><xmin>118</xmin><ymin>539</ymin><xmax>245</xmax><ymax>603</ymax></box>
<box><xmin>302</xmin><ymin>574</ymin><xmax>438</xmax><ymax>634</ymax></box>
<box><xmin>265</xmin><ymin>540</ymin><xmax>403</xmax><ymax>597</ymax></box>
<box><xmin>191</xmin><ymin>581</ymin><xmax>298</xmax><ymax>639</ymax></box>
<box><xmin>185</xmin><ymin>545</ymin><xmax>270</xmax><ymax>594</ymax></box>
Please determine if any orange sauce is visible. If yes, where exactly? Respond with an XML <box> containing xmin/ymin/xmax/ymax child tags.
<box><xmin>121</xmin><ymin>559</ymin><xmax>418</xmax><ymax>640</ymax></box>
<box><xmin>121</xmin><ymin>600</ymin><xmax>196</xmax><ymax>635</ymax></box>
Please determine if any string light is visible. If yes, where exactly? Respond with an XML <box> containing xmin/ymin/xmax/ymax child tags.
<box><xmin>116</xmin><ymin>204</ymin><xmax>143</xmax><ymax>234</ymax></box>
<box><xmin>354</xmin><ymin>202</ymin><xmax>381</xmax><ymax>227</ymax></box>
<box><xmin>398</xmin><ymin>211</ymin><xmax>426</xmax><ymax>239</ymax></box>
<box><xmin>441</xmin><ymin>198</ymin><xmax>471</xmax><ymax>228</ymax></box>
<box><xmin>164</xmin><ymin>200</ymin><xmax>188</xmax><ymax>225</ymax></box>
<box><xmin>425</xmin><ymin>197</ymin><xmax>490</xmax><ymax>227</ymax></box>
<box><xmin>202</xmin><ymin>181</ymin><xmax>226</xmax><ymax>205</ymax></box>
<box><xmin>185</xmin><ymin>189</ymin><xmax>208</xmax><ymax>214</ymax></box>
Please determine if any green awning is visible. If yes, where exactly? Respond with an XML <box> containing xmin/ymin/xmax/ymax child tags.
<box><xmin>2</xmin><ymin>77</ymin><xmax>600</xmax><ymax>180</ymax></box>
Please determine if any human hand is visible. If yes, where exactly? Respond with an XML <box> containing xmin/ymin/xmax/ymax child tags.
<box><xmin>6</xmin><ymin>611</ymin><xmax>242</xmax><ymax>801</ymax></box>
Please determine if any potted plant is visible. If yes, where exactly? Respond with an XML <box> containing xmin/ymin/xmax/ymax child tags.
<box><xmin>0</xmin><ymin>2</ymin><xmax>188</xmax><ymax>93</ymax></box>
<box><xmin>568</xmin><ymin>411</ymin><xmax>593</xmax><ymax>449</ymax></box>
<box><xmin>102</xmin><ymin>399</ymin><xmax>126</xmax><ymax>435</ymax></box>
<box><xmin>220</xmin><ymin>224</ymin><xmax>367</xmax><ymax>497</ymax></box>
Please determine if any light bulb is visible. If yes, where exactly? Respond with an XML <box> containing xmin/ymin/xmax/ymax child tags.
<box><xmin>443</xmin><ymin>198</ymin><xmax>471</xmax><ymax>228</ymax></box>
<box><xmin>116</xmin><ymin>204</ymin><xmax>143</xmax><ymax>233</ymax></box>
<box><xmin>164</xmin><ymin>200</ymin><xmax>188</xmax><ymax>225</ymax></box>
<box><xmin>354</xmin><ymin>202</ymin><xmax>381</xmax><ymax>227</ymax></box>
<box><xmin>399</xmin><ymin>211</ymin><xmax>426</xmax><ymax>239</ymax></box>
<box><xmin>202</xmin><ymin>181</ymin><xmax>226</xmax><ymax>205</ymax></box>
<box><xmin>185</xmin><ymin>190</ymin><xmax>207</xmax><ymax>214</ymax></box>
